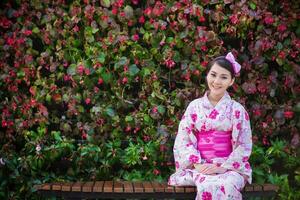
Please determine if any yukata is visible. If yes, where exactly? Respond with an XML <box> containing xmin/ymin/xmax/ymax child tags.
<box><xmin>168</xmin><ymin>91</ymin><xmax>252</xmax><ymax>200</ymax></box>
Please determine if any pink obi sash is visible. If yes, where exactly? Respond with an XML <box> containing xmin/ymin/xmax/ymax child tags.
<box><xmin>196</xmin><ymin>130</ymin><xmax>232</xmax><ymax>160</ymax></box>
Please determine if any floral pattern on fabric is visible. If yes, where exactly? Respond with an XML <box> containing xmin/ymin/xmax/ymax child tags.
<box><xmin>169</xmin><ymin>91</ymin><xmax>252</xmax><ymax>200</ymax></box>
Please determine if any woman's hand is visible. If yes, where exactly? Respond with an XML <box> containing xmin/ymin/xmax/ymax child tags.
<box><xmin>194</xmin><ymin>163</ymin><xmax>227</xmax><ymax>175</ymax></box>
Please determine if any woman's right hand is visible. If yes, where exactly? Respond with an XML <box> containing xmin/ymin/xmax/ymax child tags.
<box><xmin>194</xmin><ymin>163</ymin><xmax>227</xmax><ymax>175</ymax></box>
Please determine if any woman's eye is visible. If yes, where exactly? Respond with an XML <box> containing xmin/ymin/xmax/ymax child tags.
<box><xmin>211</xmin><ymin>74</ymin><xmax>216</xmax><ymax>77</ymax></box>
<box><xmin>222</xmin><ymin>77</ymin><xmax>227</xmax><ymax>79</ymax></box>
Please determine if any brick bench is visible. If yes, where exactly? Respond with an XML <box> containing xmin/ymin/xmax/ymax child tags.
<box><xmin>34</xmin><ymin>181</ymin><xmax>279</xmax><ymax>199</ymax></box>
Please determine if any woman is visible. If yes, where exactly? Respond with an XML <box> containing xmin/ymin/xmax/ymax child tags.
<box><xmin>168</xmin><ymin>52</ymin><xmax>252</xmax><ymax>200</ymax></box>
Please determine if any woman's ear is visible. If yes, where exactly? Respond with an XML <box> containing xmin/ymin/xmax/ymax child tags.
<box><xmin>230</xmin><ymin>77</ymin><xmax>235</xmax><ymax>86</ymax></box>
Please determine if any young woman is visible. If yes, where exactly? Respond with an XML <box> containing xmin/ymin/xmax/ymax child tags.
<box><xmin>168</xmin><ymin>52</ymin><xmax>252</xmax><ymax>200</ymax></box>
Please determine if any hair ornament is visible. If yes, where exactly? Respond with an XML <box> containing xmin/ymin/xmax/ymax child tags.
<box><xmin>225</xmin><ymin>52</ymin><xmax>241</xmax><ymax>74</ymax></box>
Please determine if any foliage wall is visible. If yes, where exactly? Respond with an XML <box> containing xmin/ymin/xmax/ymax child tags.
<box><xmin>0</xmin><ymin>0</ymin><xmax>299</xmax><ymax>199</ymax></box>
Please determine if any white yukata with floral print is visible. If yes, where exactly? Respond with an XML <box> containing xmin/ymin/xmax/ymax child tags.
<box><xmin>168</xmin><ymin>91</ymin><xmax>252</xmax><ymax>200</ymax></box>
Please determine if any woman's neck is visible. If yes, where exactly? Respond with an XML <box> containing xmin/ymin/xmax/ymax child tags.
<box><xmin>207</xmin><ymin>91</ymin><xmax>224</xmax><ymax>106</ymax></box>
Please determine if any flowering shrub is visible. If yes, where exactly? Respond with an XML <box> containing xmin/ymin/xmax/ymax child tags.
<box><xmin>0</xmin><ymin>0</ymin><xmax>299</xmax><ymax>199</ymax></box>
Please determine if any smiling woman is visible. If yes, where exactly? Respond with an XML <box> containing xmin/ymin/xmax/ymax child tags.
<box><xmin>168</xmin><ymin>52</ymin><xmax>252</xmax><ymax>200</ymax></box>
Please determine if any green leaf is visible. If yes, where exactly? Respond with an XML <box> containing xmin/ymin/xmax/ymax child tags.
<box><xmin>67</xmin><ymin>64</ymin><xmax>77</xmax><ymax>75</ymax></box>
<box><xmin>125</xmin><ymin>115</ymin><xmax>133</xmax><ymax>122</ymax></box>
<box><xmin>32</xmin><ymin>27</ymin><xmax>40</xmax><ymax>34</ymax></box>
<box><xmin>98</xmin><ymin>52</ymin><xmax>106</xmax><ymax>63</ymax></box>
<box><xmin>52</xmin><ymin>131</ymin><xmax>62</xmax><ymax>142</ymax></box>
<box><xmin>157</xmin><ymin>105</ymin><xmax>166</xmax><ymax>114</ymax></box>
<box><xmin>249</xmin><ymin>2</ymin><xmax>256</xmax><ymax>10</ymax></box>
<box><xmin>106</xmin><ymin>107</ymin><xmax>115</xmax><ymax>117</ymax></box>
<box><xmin>101</xmin><ymin>0</ymin><xmax>111</xmax><ymax>7</ymax></box>
<box><xmin>129</xmin><ymin>64</ymin><xmax>140</xmax><ymax>76</ymax></box>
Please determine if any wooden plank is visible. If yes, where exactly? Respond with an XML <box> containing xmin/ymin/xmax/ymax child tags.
<box><xmin>262</xmin><ymin>184</ymin><xmax>279</xmax><ymax>191</ymax></box>
<box><xmin>244</xmin><ymin>184</ymin><xmax>254</xmax><ymax>192</ymax></box>
<box><xmin>184</xmin><ymin>186</ymin><xmax>196</xmax><ymax>193</ymax></box>
<box><xmin>61</xmin><ymin>182</ymin><xmax>72</xmax><ymax>192</ymax></box>
<box><xmin>253</xmin><ymin>183</ymin><xmax>263</xmax><ymax>191</ymax></box>
<box><xmin>123</xmin><ymin>181</ymin><xmax>133</xmax><ymax>193</ymax></box>
<box><xmin>151</xmin><ymin>181</ymin><xmax>164</xmax><ymax>192</ymax></box>
<box><xmin>72</xmin><ymin>182</ymin><xmax>83</xmax><ymax>192</ymax></box>
<box><xmin>143</xmin><ymin>181</ymin><xmax>154</xmax><ymax>193</ymax></box>
<box><xmin>82</xmin><ymin>182</ymin><xmax>94</xmax><ymax>192</ymax></box>
<box><xmin>113</xmin><ymin>181</ymin><xmax>123</xmax><ymax>193</ymax></box>
<box><xmin>103</xmin><ymin>181</ymin><xmax>113</xmax><ymax>192</ymax></box>
<box><xmin>160</xmin><ymin>182</ymin><xmax>175</xmax><ymax>193</ymax></box>
<box><xmin>133</xmin><ymin>182</ymin><xmax>144</xmax><ymax>193</ymax></box>
<box><xmin>175</xmin><ymin>186</ymin><xmax>185</xmax><ymax>193</ymax></box>
<box><xmin>41</xmin><ymin>184</ymin><xmax>51</xmax><ymax>190</ymax></box>
<box><xmin>52</xmin><ymin>183</ymin><xmax>62</xmax><ymax>191</ymax></box>
<box><xmin>93</xmin><ymin>181</ymin><xmax>104</xmax><ymax>193</ymax></box>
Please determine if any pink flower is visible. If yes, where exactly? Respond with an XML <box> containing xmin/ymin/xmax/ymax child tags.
<box><xmin>245</xmin><ymin>163</ymin><xmax>251</xmax><ymax>169</ymax></box>
<box><xmin>199</xmin><ymin>176</ymin><xmax>206</xmax><ymax>183</ymax></box>
<box><xmin>202</xmin><ymin>191</ymin><xmax>212</xmax><ymax>200</ymax></box>
<box><xmin>139</xmin><ymin>16</ymin><xmax>145</xmax><ymax>24</ymax></box>
<box><xmin>232</xmin><ymin>162</ymin><xmax>240</xmax><ymax>169</ymax></box>
<box><xmin>175</xmin><ymin>161</ymin><xmax>180</xmax><ymax>169</ymax></box>
<box><xmin>264</xmin><ymin>15</ymin><xmax>274</xmax><ymax>25</ymax></box>
<box><xmin>277</xmin><ymin>24</ymin><xmax>287</xmax><ymax>32</ymax></box>
<box><xmin>132</xmin><ymin>34</ymin><xmax>139</xmax><ymax>41</ymax></box>
<box><xmin>235</xmin><ymin>110</ymin><xmax>240</xmax><ymax>119</ymax></box>
<box><xmin>189</xmin><ymin>155</ymin><xmax>199</xmax><ymax>164</ymax></box>
<box><xmin>2</xmin><ymin>120</ymin><xmax>7</xmax><ymax>127</ymax></box>
<box><xmin>220</xmin><ymin>185</ymin><xmax>225</xmax><ymax>194</ymax></box>
<box><xmin>236</xmin><ymin>122</ymin><xmax>241</xmax><ymax>130</ymax></box>
<box><xmin>230</xmin><ymin>14</ymin><xmax>239</xmax><ymax>25</ymax></box>
<box><xmin>242</xmin><ymin>156</ymin><xmax>249</xmax><ymax>162</ymax></box>
<box><xmin>209</xmin><ymin>109</ymin><xmax>219</xmax><ymax>119</ymax></box>
<box><xmin>190</xmin><ymin>113</ymin><xmax>197</xmax><ymax>122</ymax></box>
<box><xmin>164</xmin><ymin>58</ymin><xmax>176</xmax><ymax>68</ymax></box>
<box><xmin>85</xmin><ymin>98</ymin><xmax>91</xmax><ymax>104</ymax></box>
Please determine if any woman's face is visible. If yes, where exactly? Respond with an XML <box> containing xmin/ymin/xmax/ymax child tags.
<box><xmin>206</xmin><ymin>63</ymin><xmax>234</xmax><ymax>97</ymax></box>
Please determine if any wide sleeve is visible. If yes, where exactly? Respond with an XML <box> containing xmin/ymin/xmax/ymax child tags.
<box><xmin>221</xmin><ymin>105</ymin><xmax>253</xmax><ymax>183</ymax></box>
<box><xmin>173</xmin><ymin>101</ymin><xmax>202</xmax><ymax>171</ymax></box>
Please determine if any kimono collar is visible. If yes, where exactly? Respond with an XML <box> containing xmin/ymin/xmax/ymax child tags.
<box><xmin>203</xmin><ymin>90</ymin><xmax>231</xmax><ymax>109</ymax></box>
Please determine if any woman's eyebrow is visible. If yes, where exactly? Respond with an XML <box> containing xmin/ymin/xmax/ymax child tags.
<box><xmin>210</xmin><ymin>70</ymin><xmax>230</xmax><ymax>76</ymax></box>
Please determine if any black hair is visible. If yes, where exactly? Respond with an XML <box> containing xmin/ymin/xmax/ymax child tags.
<box><xmin>206</xmin><ymin>56</ymin><xmax>235</xmax><ymax>78</ymax></box>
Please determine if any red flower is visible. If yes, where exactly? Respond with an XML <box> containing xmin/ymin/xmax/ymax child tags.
<box><xmin>24</xmin><ymin>30</ymin><xmax>32</xmax><ymax>36</ymax></box>
<box><xmin>284</xmin><ymin>111</ymin><xmax>294</xmax><ymax>119</ymax></box>
<box><xmin>264</xmin><ymin>15</ymin><xmax>274</xmax><ymax>25</ymax></box>
<box><xmin>139</xmin><ymin>16</ymin><xmax>145</xmax><ymax>24</ymax></box>
<box><xmin>82</xmin><ymin>132</ymin><xmax>87</xmax><ymax>140</ymax></box>
<box><xmin>98</xmin><ymin>78</ymin><xmax>104</xmax><ymax>85</ymax></box>
<box><xmin>153</xmin><ymin>169</ymin><xmax>160</xmax><ymax>175</ymax></box>
<box><xmin>122</xmin><ymin>77</ymin><xmax>128</xmax><ymax>84</ymax></box>
<box><xmin>2</xmin><ymin>120</ymin><xmax>7</xmax><ymax>127</ymax></box>
<box><xmin>112</xmin><ymin>7</ymin><xmax>118</xmax><ymax>15</ymax></box>
<box><xmin>144</xmin><ymin>7</ymin><xmax>152</xmax><ymax>16</ymax></box>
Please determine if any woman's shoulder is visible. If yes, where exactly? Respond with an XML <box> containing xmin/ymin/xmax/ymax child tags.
<box><xmin>231</xmin><ymin>99</ymin><xmax>249</xmax><ymax>114</ymax></box>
